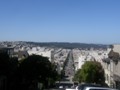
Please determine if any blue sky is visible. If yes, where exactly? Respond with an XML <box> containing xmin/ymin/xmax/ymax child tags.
<box><xmin>0</xmin><ymin>0</ymin><xmax>120</xmax><ymax>44</ymax></box>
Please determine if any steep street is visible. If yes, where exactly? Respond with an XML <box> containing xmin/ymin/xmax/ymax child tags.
<box><xmin>64</xmin><ymin>50</ymin><xmax>75</xmax><ymax>82</ymax></box>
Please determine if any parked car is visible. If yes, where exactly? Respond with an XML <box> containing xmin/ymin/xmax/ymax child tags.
<box><xmin>76</xmin><ymin>83</ymin><xmax>102</xmax><ymax>90</ymax></box>
<box><xmin>83</xmin><ymin>87</ymin><xmax>118</xmax><ymax>90</ymax></box>
<box><xmin>55</xmin><ymin>82</ymin><xmax>74</xmax><ymax>89</ymax></box>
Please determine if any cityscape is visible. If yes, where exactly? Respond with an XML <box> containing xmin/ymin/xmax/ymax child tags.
<box><xmin>0</xmin><ymin>41</ymin><xmax>120</xmax><ymax>90</ymax></box>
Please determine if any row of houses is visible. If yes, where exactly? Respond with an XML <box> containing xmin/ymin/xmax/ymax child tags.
<box><xmin>73</xmin><ymin>45</ymin><xmax>120</xmax><ymax>89</ymax></box>
<box><xmin>73</xmin><ymin>49</ymin><xmax>108</xmax><ymax>71</ymax></box>
<box><xmin>103</xmin><ymin>45</ymin><xmax>120</xmax><ymax>89</ymax></box>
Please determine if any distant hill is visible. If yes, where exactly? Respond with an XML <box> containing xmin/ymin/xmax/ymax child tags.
<box><xmin>26</xmin><ymin>42</ymin><xmax>108</xmax><ymax>49</ymax></box>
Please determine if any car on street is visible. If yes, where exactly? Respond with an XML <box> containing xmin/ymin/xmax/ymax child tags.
<box><xmin>83</xmin><ymin>87</ymin><xmax>118</xmax><ymax>90</ymax></box>
<box><xmin>76</xmin><ymin>83</ymin><xmax>102</xmax><ymax>90</ymax></box>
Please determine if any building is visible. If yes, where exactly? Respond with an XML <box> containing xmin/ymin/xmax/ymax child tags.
<box><xmin>18</xmin><ymin>51</ymin><xmax>29</xmax><ymax>60</ymax></box>
<box><xmin>0</xmin><ymin>47</ymin><xmax>14</xmax><ymax>58</ymax></box>
<box><xmin>102</xmin><ymin>45</ymin><xmax>120</xmax><ymax>89</ymax></box>
<box><xmin>110</xmin><ymin>45</ymin><xmax>120</xmax><ymax>89</ymax></box>
<box><xmin>28</xmin><ymin>49</ymin><xmax>52</xmax><ymax>62</ymax></box>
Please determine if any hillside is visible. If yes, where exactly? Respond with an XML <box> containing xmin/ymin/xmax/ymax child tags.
<box><xmin>27</xmin><ymin>42</ymin><xmax>107</xmax><ymax>49</ymax></box>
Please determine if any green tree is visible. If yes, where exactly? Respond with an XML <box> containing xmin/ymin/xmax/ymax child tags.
<box><xmin>73</xmin><ymin>69</ymin><xmax>81</xmax><ymax>82</ymax></box>
<box><xmin>18</xmin><ymin>55</ymin><xmax>59</xmax><ymax>89</ymax></box>
<box><xmin>76</xmin><ymin>61</ymin><xmax>105</xmax><ymax>84</ymax></box>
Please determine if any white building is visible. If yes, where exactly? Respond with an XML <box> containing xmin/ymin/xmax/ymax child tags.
<box><xmin>75</xmin><ymin>49</ymin><xmax>109</xmax><ymax>71</ymax></box>
<box><xmin>28</xmin><ymin>47</ymin><xmax>52</xmax><ymax>62</ymax></box>
<box><xmin>102</xmin><ymin>45</ymin><xmax>120</xmax><ymax>88</ymax></box>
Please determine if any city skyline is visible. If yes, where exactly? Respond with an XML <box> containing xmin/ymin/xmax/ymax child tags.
<box><xmin>0</xmin><ymin>0</ymin><xmax>120</xmax><ymax>44</ymax></box>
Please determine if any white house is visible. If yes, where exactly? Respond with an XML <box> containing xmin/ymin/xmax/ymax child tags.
<box><xmin>27</xmin><ymin>47</ymin><xmax>52</xmax><ymax>62</ymax></box>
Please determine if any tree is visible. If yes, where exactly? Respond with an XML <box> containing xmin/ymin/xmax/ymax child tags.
<box><xmin>73</xmin><ymin>69</ymin><xmax>81</xmax><ymax>82</ymax></box>
<box><xmin>8</xmin><ymin>57</ymin><xmax>19</xmax><ymax>90</ymax></box>
<box><xmin>0</xmin><ymin>52</ymin><xmax>11</xmax><ymax>76</ymax></box>
<box><xmin>108</xmin><ymin>50</ymin><xmax>120</xmax><ymax>64</ymax></box>
<box><xmin>18</xmin><ymin>55</ymin><xmax>59</xmax><ymax>89</ymax></box>
<box><xmin>75</xmin><ymin>61</ymin><xmax>105</xmax><ymax>85</ymax></box>
<box><xmin>0</xmin><ymin>52</ymin><xmax>19</xmax><ymax>90</ymax></box>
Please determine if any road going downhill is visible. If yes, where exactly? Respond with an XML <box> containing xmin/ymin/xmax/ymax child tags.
<box><xmin>64</xmin><ymin>50</ymin><xmax>75</xmax><ymax>82</ymax></box>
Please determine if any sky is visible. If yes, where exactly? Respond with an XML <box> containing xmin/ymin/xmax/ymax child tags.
<box><xmin>0</xmin><ymin>0</ymin><xmax>120</xmax><ymax>44</ymax></box>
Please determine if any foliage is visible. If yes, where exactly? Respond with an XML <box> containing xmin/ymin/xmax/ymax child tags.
<box><xmin>18</xmin><ymin>55</ymin><xmax>59</xmax><ymax>89</ymax></box>
<box><xmin>0</xmin><ymin>53</ymin><xmax>59</xmax><ymax>90</ymax></box>
<box><xmin>0</xmin><ymin>52</ymin><xmax>11</xmax><ymax>76</ymax></box>
<box><xmin>73</xmin><ymin>69</ymin><xmax>81</xmax><ymax>82</ymax></box>
<box><xmin>0</xmin><ymin>52</ymin><xmax>19</xmax><ymax>90</ymax></box>
<box><xmin>108</xmin><ymin>50</ymin><xmax>120</xmax><ymax>64</ymax></box>
<box><xmin>75</xmin><ymin>61</ymin><xmax>105</xmax><ymax>84</ymax></box>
